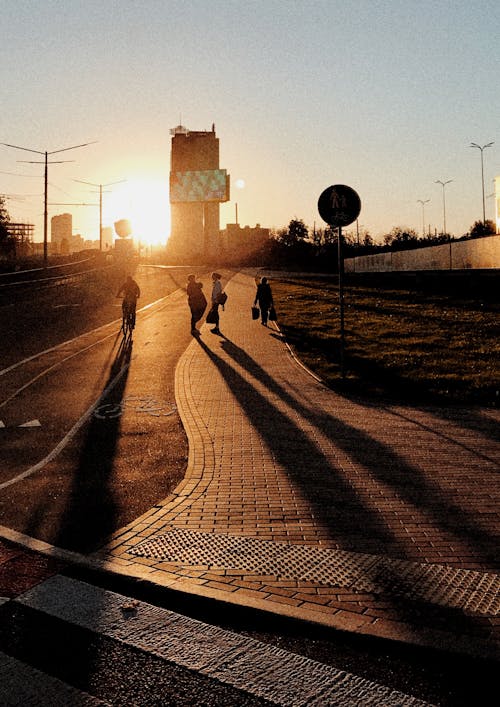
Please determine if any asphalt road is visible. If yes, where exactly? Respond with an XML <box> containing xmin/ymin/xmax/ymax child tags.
<box><xmin>1</xmin><ymin>263</ymin><xmax>498</xmax><ymax>705</ymax></box>
<box><xmin>0</xmin><ymin>263</ymin><xmax>212</xmax><ymax>551</ymax></box>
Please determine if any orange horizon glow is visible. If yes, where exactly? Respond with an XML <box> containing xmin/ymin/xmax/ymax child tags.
<box><xmin>106</xmin><ymin>178</ymin><xmax>171</xmax><ymax>247</ymax></box>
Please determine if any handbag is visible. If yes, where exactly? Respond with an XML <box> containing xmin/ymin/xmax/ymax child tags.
<box><xmin>206</xmin><ymin>306</ymin><xmax>218</xmax><ymax>324</ymax></box>
<box><xmin>251</xmin><ymin>306</ymin><xmax>259</xmax><ymax>320</ymax></box>
<box><xmin>268</xmin><ymin>305</ymin><xmax>277</xmax><ymax>321</ymax></box>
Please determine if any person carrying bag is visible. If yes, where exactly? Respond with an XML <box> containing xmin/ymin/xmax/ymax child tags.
<box><xmin>253</xmin><ymin>276</ymin><xmax>274</xmax><ymax>327</ymax></box>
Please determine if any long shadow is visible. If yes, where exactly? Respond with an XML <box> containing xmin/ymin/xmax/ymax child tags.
<box><xmin>195</xmin><ymin>335</ymin><xmax>401</xmax><ymax>555</ymax></box>
<box><xmin>194</xmin><ymin>333</ymin><xmax>499</xmax><ymax>644</ymax></box>
<box><xmin>9</xmin><ymin>334</ymin><xmax>134</xmax><ymax>697</ymax></box>
<box><xmin>54</xmin><ymin>334</ymin><xmax>133</xmax><ymax>553</ymax></box>
<box><xmin>210</xmin><ymin>335</ymin><xmax>499</xmax><ymax>569</ymax></box>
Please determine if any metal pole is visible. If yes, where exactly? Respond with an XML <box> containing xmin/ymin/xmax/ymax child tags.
<box><xmin>417</xmin><ymin>199</ymin><xmax>429</xmax><ymax>238</ymax></box>
<box><xmin>43</xmin><ymin>152</ymin><xmax>48</xmax><ymax>266</ymax></box>
<box><xmin>99</xmin><ymin>184</ymin><xmax>103</xmax><ymax>251</ymax></box>
<box><xmin>338</xmin><ymin>226</ymin><xmax>345</xmax><ymax>379</ymax></box>
<box><xmin>435</xmin><ymin>180</ymin><xmax>452</xmax><ymax>236</ymax></box>
<box><xmin>470</xmin><ymin>142</ymin><xmax>494</xmax><ymax>225</ymax></box>
<box><xmin>480</xmin><ymin>150</ymin><xmax>486</xmax><ymax>224</ymax></box>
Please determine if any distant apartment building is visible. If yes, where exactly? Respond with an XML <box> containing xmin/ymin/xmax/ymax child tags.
<box><xmin>220</xmin><ymin>223</ymin><xmax>270</xmax><ymax>263</ymax></box>
<box><xmin>51</xmin><ymin>213</ymin><xmax>72</xmax><ymax>254</ymax></box>
<box><xmin>168</xmin><ymin>124</ymin><xmax>229</xmax><ymax>262</ymax></box>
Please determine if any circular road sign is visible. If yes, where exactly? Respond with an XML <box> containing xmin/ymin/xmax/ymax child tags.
<box><xmin>318</xmin><ymin>184</ymin><xmax>361</xmax><ymax>227</ymax></box>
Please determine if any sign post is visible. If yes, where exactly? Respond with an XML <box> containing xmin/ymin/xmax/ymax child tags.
<box><xmin>318</xmin><ymin>184</ymin><xmax>361</xmax><ymax>379</ymax></box>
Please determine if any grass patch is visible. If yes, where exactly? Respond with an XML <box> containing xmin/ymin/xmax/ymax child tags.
<box><xmin>272</xmin><ymin>277</ymin><xmax>500</xmax><ymax>406</ymax></box>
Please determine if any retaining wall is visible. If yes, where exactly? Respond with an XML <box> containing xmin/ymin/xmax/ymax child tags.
<box><xmin>345</xmin><ymin>234</ymin><xmax>500</xmax><ymax>272</ymax></box>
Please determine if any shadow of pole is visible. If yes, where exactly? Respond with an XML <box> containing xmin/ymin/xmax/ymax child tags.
<box><xmin>218</xmin><ymin>335</ymin><xmax>499</xmax><ymax>569</ymax></box>
<box><xmin>194</xmin><ymin>335</ymin><xmax>398</xmax><ymax>553</ymax></box>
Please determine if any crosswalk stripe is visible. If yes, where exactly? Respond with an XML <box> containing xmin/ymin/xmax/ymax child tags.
<box><xmin>16</xmin><ymin>575</ymin><xmax>430</xmax><ymax>707</ymax></box>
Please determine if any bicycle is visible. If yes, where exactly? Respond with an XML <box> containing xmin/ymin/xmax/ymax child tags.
<box><xmin>121</xmin><ymin>299</ymin><xmax>136</xmax><ymax>338</ymax></box>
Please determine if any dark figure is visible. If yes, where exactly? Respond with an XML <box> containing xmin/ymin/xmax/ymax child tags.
<box><xmin>116</xmin><ymin>275</ymin><xmax>140</xmax><ymax>329</ymax></box>
<box><xmin>209</xmin><ymin>272</ymin><xmax>223</xmax><ymax>334</ymax></box>
<box><xmin>254</xmin><ymin>276</ymin><xmax>273</xmax><ymax>326</ymax></box>
<box><xmin>187</xmin><ymin>274</ymin><xmax>207</xmax><ymax>334</ymax></box>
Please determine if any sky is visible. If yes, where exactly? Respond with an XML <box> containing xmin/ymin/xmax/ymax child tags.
<box><xmin>1</xmin><ymin>0</ymin><xmax>499</xmax><ymax>246</ymax></box>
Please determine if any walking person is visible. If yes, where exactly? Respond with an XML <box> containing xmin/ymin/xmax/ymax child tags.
<box><xmin>254</xmin><ymin>276</ymin><xmax>273</xmax><ymax>326</ymax></box>
<box><xmin>209</xmin><ymin>271</ymin><xmax>223</xmax><ymax>334</ymax></box>
<box><xmin>186</xmin><ymin>274</ymin><xmax>207</xmax><ymax>335</ymax></box>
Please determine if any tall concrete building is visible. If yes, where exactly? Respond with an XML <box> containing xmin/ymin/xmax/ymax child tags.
<box><xmin>51</xmin><ymin>213</ymin><xmax>72</xmax><ymax>254</ymax></box>
<box><xmin>168</xmin><ymin>124</ymin><xmax>229</xmax><ymax>262</ymax></box>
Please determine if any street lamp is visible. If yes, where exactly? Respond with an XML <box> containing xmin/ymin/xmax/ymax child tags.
<box><xmin>435</xmin><ymin>179</ymin><xmax>453</xmax><ymax>236</ymax></box>
<box><xmin>74</xmin><ymin>179</ymin><xmax>125</xmax><ymax>251</ymax></box>
<box><xmin>417</xmin><ymin>199</ymin><xmax>430</xmax><ymax>238</ymax></box>
<box><xmin>1</xmin><ymin>141</ymin><xmax>96</xmax><ymax>265</ymax></box>
<box><xmin>470</xmin><ymin>141</ymin><xmax>494</xmax><ymax>224</ymax></box>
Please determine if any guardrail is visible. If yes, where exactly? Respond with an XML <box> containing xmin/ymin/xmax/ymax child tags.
<box><xmin>0</xmin><ymin>260</ymin><xmax>113</xmax><ymax>297</ymax></box>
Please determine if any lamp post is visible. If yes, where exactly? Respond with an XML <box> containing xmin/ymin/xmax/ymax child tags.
<box><xmin>74</xmin><ymin>179</ymin><xmax>125</xmax><ymax>251</ymax></box>
<box><xmin>417</xmin><ymin>199</ymin><xmax>430</xmax><ymax>238</ymax></box>
<box><xmin>470</xmin><ymin>141</ymin><xmax>494</xmax><ymax>224</ymax></box>
<box><xmin>435</xmin><ymin>179</ymin><xmax>453</xmax><ymax>236</ymax></box>
<box><xmin>1</xmin><ymin>141</ymin><xmax>96</xmax><ymax>265</ymax></box>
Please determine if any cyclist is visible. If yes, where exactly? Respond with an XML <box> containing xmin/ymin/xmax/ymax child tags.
<box><xmin>116</xmin><ymin>275</ymin><xmax>140</xmax><ymax>330</ymax></box>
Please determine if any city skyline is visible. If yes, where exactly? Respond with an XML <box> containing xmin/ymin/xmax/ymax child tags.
<box><xmin>1</xmin><ymin>0</ymin><xmax>499</xmax><ymax>247</ymax></box>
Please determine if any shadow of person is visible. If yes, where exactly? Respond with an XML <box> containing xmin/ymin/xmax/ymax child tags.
<box><xmin>53</xmin><ymin>337</ymin><xmax>133</xmax><ymax>553</ymax></box>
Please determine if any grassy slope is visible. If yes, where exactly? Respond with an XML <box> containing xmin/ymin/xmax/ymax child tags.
<box><xmin>271</xmin><ymin>276</ymin><xmax>500</xmax><ymax>406</ymax></box>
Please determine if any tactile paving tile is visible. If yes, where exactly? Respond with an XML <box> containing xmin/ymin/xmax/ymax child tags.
<box><xmin>129</xmin><ymin>527</ymin><xmax>500</xmax><ymax>616</ymax></box>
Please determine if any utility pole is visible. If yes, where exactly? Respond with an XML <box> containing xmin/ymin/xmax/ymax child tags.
<box><xmin>74</xmin><ymin>179</ymin><xmax>125</xmax><ymax>251</ymax></box>
<box><xmin>1</xmin><ymin>141</ymin><xmax>96</xmax><ymax>265</ymax></box>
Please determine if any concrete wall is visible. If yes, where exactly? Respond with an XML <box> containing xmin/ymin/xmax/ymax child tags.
<box><xmin>345</xmin><ymin>235</ymin><xmax>500</xmax><ymax>273</ymax></box>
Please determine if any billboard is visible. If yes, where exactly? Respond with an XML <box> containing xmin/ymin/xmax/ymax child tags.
<box><xmin>170</xmin><ymin>169</ymin><xmax>230</xmax><ymax>203</ymax></box>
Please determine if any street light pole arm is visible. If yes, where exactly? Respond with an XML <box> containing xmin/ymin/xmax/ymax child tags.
<box><xmin>48</xmin><ymin>141</ymin><xmax>98</xmax><ymax>155</ymax></box>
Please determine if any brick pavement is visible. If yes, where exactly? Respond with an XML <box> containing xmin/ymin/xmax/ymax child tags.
<box><xmin>88</xmin><ymin>271</ymin><xmax>500</xmax><ymax>660</ymax></box>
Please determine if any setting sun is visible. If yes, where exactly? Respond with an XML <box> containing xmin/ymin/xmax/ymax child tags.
<box><xmin>106</xmin><ymin>178</ymin><xmax>170</xmax><ymax>247</ymax></box>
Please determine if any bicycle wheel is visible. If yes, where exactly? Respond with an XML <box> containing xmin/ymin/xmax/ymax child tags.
<box><xmin>121</xmin><ymin>311</ymin><xmax>128</xmax><ymax>336</ymax></box>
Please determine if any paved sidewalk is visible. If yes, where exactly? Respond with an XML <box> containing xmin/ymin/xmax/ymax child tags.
<box><xmin>87</xmin><ymin>271</ymin><xmax>500</xmax><ymax>660</ymax></box>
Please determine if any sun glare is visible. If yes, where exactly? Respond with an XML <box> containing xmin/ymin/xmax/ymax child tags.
<box><xmin>107</xmin><ymin>179</ymin><xmax>170</xmax><ymax>247</ymax></box>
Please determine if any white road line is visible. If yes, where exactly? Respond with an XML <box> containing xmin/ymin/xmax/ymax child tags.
<box><xmin>0</xmin><ymin>293</ymin><xmax>170</xmax><ymax>379</ymax></box>
<box><xmin>0</xmin><ymin>331</ymin><xmax>118</xmax><ymax>410</ymax></box>
<box><xmin>17</xmin><ymin>575</ymin><xmax>431</xmax><ymax>707</ymax></box>
<box><xmin>0</xmin><ymin>363</ymin><xmax>129</xmax><ymax>491</ymax></box>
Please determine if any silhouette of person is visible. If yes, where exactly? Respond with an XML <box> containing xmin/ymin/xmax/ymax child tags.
<box><xmin>116</xmin><ymin>275</ymin><xmax>140</xmax><ymax>328</ymax></box>
<box><xmin>254</xmin><ymin>276</ymin><xmax>273</xmax><ymax>326</ymax></box>
<box><xmin>186</xmin><ymin>274</ymin><xmax>207</xmax><ymax>335</ymax></box>
<box><xmin>209</xmin><ymin>272</ymin><xmax>223</xmax><ymax>334</ymax></box>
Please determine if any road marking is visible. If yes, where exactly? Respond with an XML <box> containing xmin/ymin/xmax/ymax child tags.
<box><xmin>93</xmin><ymin>395</ymin><xmax>177</xmax><ymax>420</ymax></box>
<box><xmin>16</xmin><ymin>575</ymin><xmax>430</xmax><ymax>707</ymax></box>
<box><xmin>0</xmin><ymin>293</ymin><xmax>171</xmax><ymax>379</ymax></box>
<box><xmin>18</xmin><ymin>419</ymin><xmax>41</xmax><ymax>428</ymax></box>
<box><xmin>0</xmin><ymin>363</ymin><xmax>129</xmax><ymax>491</ymax></box>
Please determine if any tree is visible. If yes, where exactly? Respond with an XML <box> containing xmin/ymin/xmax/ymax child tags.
<box><xmin>469</xmin><ymin>220</ymin><xmax>496</xmax><ymax>238</ymax></box>
<box><xmin>278</xmin><ymin>218</ymin><xmax>309</xmax><ymax>247</ymax></box>
<box><xmin>0</xmin><ymin>195</ymin><xmax>10</xmax><ymax>242</ymax></box>
<box><xmin>383</xmin><ymin>226</ymin><xmax>419</xmax><ymax>249</ymax></box>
